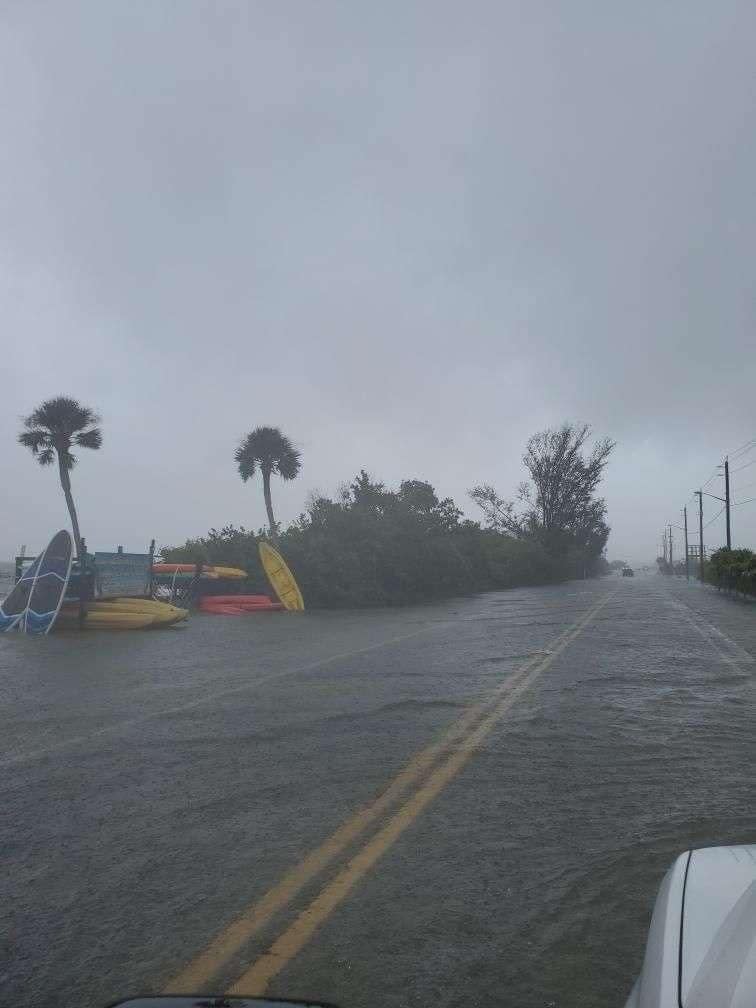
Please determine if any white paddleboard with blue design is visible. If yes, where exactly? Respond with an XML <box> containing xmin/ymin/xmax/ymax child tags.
<box><xmin>0</xmin><ymin>552</ymin><xmax>46</xmax><ymax>632</ymax></box>
<box><xmin>23</xmin><ymin>530</ymin><xmax>73</xmax><ymax>635</ymax></box>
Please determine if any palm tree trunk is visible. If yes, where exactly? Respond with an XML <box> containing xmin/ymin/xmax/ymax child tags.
<box><xmin>262</xmin><ymin>468</ymin><xmax>278</xmax><ymax>541</ymax></box>
<box><xmin>57</xmin><ymin>456</ymin><xmax>83</xmax><ymax>559</ymax></box>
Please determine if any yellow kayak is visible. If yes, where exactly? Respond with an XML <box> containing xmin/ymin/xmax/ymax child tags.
<box><xmin>103</xmin><ymin>597</ymin><xmax>188</xmax><ymax>621</ymax></box>
<box><xmin>56</xmin><ymin>597</ymin><xmax>188</xmax><ymax>630</ymax></box>
<box><xmin>207</xmin><ymin>565</ymin><xmax>247</xmax><ymax>579</ymax></box>
<box><xmin>56</xmin><ymin>609</ymin><xmax>158</xmax><ymax>631</ymax></box>
<box><xmin>258</xmin><ymin>542</ymin><xmax>304</xmax><ymax>611</ymax></box>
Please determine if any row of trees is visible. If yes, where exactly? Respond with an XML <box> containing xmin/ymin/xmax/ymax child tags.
<box><xmin>18</xmin><ymin>398</ymin><xmax>615</xmax><ymax>606</ymax></box>
<box><xmin>162</xmin><ymin>473</ymin><xmax>595</xmax><ymax>607</ymax></box>
<box><xmin>163</xmin><ymin>424</ymin><xmax>615</xmax><ymax>606</ymax></box>
<box><xmin>17</xmin><ymin>398</ymin><xmax>299</xmax><ymax>559</ymax></box>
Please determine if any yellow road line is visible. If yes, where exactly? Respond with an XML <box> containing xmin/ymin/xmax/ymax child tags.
<box><xmin>165</xmin><ymin>593</ymin><xmax>611</xmax><ymax>992</ymax></box>
<box><xmin>228</xmin><ymin>592</ymin><xmax>612</xmax><ymax>995</ymax></box>
<box><xmin>164</xmin><ymin>654</ymin><xmax>544</xmax><ymax>991</ymax></box>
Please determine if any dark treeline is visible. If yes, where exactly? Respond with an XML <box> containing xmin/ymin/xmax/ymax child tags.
<box><xmin>163</xmin><ymin>423</ymin><xmax>615</xmax><ymax>607</ymax></box>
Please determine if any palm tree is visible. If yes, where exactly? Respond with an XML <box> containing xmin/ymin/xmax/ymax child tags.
<box><xmin>235</xmin><ymin>426</ymin><xmax>301</xmax><ymax>540</ymax></box>
<box><xmin>19</xmin><ymin>397</ymin><xmax>102</xmax><ymax>559</ymax></box>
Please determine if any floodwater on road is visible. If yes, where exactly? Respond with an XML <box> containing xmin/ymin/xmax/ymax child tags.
<box><xmin>1</xmin><ymin>574</ymin><xmax>755</xmax><ymax>1008</ymax></box>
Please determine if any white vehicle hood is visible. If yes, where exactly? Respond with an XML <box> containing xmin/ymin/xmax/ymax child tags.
<box><xmin>682</xmin><ymin>845</ymin><xmax>756</xmax><ymax>1008</ymax></box>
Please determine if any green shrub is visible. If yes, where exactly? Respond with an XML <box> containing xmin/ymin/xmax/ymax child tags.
<box><xmin>705</xmin><ymin>547</ymin><xmax>756</xmax><ymax>596</ymax></box>
<box><xmin>162</xmin><ymin>473</ymin><xmax>604</xmax><ymax>607</ymax></box>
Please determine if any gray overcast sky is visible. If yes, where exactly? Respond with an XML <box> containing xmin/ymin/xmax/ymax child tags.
<box><xmin>2</xmin><ymin>1</ymin><xmax>755</xmax><ymax>565</ymax></box>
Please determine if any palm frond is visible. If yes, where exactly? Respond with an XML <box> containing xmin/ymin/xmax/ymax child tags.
<box><xmin>23</xmin><ymin>397</ymin><xmax>101</xmax><ymax>436</ymax></box>
<box><xmin>235</xmin><ymin>426</ymin><xmax>300</xmax><ymax>473</ymax></box>
<box><xmin>277</xmin><ymin>445</ymin><xmax>302</xmax><ymax>480</ymax></box>
<box><xmin>18</xmin><ymin>429</ymin><xmax>49</xmax><ymax>454</ymax></box>
<box><xmin>38</xmin><ymin>448</ymin><xmax>55</xmax><ymax>466</ymax></box>
<box><xmin>75</xmin><ymin>427</ymin><xmax>103</xmax><ymax>450</ymax></box>
<box><xmin>235</xmin><ymin>439</ymin><xmax>258</xmax><ymax>481</ymax></box>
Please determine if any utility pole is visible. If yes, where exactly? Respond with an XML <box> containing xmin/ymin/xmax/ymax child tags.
<box><xmin>668</xmin><ymin>524</ymin><xmax>674</xmax><ymax>571</ymax></box>
<box><xmin>662</xmin><ymin>530</ymin><xmax>667</xmax><ymax>566</ymax></box>
<box><xmin>724</xmin><ymin>457</ymin><xmax>731</xmax><ymax>549</ymax></box>
<box><xmin>683</xmin><ymin>506</ymin><xmax>690</xmax><ymax>581</ymax></box>
<box><xmin>694</xmin><ymin>490</ymin><xmax>704</xmax><ymax>581</ymax></box>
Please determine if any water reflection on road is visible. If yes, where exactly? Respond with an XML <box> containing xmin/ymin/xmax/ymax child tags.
<box><xmin>1</xmin><ymin>574</ymin><xmax>754</xmax><ymax>1008</ymax></box>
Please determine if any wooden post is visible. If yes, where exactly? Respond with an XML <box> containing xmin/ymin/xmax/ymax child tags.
<box><xmin>78</xmin><ymin>537</ymin><xmax>88</xmax><ymax>627</ymax></box>
<box><xmin>148</xmin><ymin>539</ymin><xmax>155</xmax><ymax>598</ymax></box>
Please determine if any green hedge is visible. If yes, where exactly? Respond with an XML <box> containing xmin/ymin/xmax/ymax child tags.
<box><xmin>704</xmin><ymin>547</ymin><xmax>756</xmax><ymax>597</ymax></box>
<box><xmin>161</xmin><ymin>475</ymin><xmax>606</xmax><ymax>607</ymax></box>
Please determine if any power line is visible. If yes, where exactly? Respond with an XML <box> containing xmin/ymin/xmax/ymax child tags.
<box><xmin>702</xmin><ymin>505</ymin><xmax>725</xmax><ymax>530</ymax></box>
<box><xmin>668</xmin><ymin>439</ymin><xmax>754</xmax><ymax>557</ymax></box>
<box><xmin>727</xmin><ymin>438</ymin><xmax>756</xmax><ymax>459</ymax></box>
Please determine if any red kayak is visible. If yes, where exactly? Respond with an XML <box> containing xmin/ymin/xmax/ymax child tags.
<box><xmin>204</xmin><ymin>595</ymin><xmax>273</xmax><ymax>605</ymax></box>
<box><xmin>201</xmin><ymin>605</ymin><xmax>247</xmax><ymax>615</ymax></box>
<box><xmin>199</xmin><ymin>595</ymin><xmax>284</xmax><ymax>615</ymax></box>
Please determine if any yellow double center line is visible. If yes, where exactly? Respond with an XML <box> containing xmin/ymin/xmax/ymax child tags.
<box><xmin>165</xmin><ymin>591</ymin><xmax>612</xmax><ymax>996</ymax></box>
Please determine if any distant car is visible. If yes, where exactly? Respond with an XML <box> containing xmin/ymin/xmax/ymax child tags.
<box><xmin>622</xmin><ymin>567</ymin><xmax>634</xmax><ymax>577</ymax></box>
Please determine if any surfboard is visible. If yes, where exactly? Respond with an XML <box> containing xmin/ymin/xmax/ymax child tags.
<box><xmin>0</xmin><ymin>552</ymin><xmax>46</xmax><ymax>632</ymax></box>
<box><xmin>24</xmin><ymin>530</ymin><xmax>74</xmax><ymax>635</ymax></box>
<box><xmin>258</xmin><ymin>541</ymin><xmax>304</xmax><ymax>611</ymax></box>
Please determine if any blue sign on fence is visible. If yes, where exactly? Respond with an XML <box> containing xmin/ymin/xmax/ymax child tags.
<box><xmin>94</xmin><ymin>552</ymin><xmax>151</xmax><ymax>598</ymax></box>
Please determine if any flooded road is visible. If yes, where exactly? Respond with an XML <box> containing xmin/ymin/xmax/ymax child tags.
<box><xmin>2</xmin><ymin>574</ymin><xmax>755</xmax><ymax>1008</ymax></box>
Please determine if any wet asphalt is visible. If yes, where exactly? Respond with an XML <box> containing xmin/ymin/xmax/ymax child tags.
<box><xmin>1</xmin><ymin>574</ymin><xmax>755</xmax><ymax>1008</ymax></box>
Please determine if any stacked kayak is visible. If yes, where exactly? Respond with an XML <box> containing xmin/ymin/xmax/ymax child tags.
<box><xmin>152</xmin><ymin>563</ymin><xmax>246</xmax><ymax>580</ymax></box>
<box><xmin>55</xmin><ymin>597</ymin><xmax>189</xmax><ymax>631</ymax></box>
<box><xmin>199</xmin><ymin>594</ymin><xmax>283</xmax><ymax>615</ymax></box>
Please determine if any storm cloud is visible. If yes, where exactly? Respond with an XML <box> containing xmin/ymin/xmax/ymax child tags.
<box><xmin>2</xmin><ymin>1</ymin><xmax>755</xmax><ymax>564</ymax></box>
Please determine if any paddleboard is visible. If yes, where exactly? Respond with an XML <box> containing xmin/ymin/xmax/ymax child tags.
<box><xmin>258</xmin><ymin>541</ymin><xmax>304</xmax><ymax>611</ymax></box>
<box><xmin>0</xmin><ymin>552</ymin><xmax>46</xmax><ymax>632</ymax></box>
<box><xmin>24</xmin><ymin>530</ymin><xmax>73</xmax><ymax>635</ymax></box>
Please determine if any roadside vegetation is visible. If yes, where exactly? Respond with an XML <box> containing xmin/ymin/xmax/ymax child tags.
<box><xmin>15</xmin><ymin>398</ymin><xmax>616</xmax><ymax>608</ymax></box>
<box><xmin>704</xmin><ymin>547</ymin><xmax>756</xmax><ymax>597</ymax></box>
<box><xmin>163</xmin><ymin>422</ymin><xmax>615</xmax><ymax>606</ymax></box>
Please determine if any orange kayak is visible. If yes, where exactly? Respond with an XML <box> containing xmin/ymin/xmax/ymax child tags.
<box><xmin>153</xmin><ymin>563</ymin><xmax>246</xmax><ymax>579</ymax></box>
<box><xmin>153</xmin><ymin>563</ymin><xmax>200</xmax><ymax>574</ymax></box>
<box><xmin>199</xmin><ymin>595</ymin><xmax>283</xmax><ymax>614</ymax></box>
